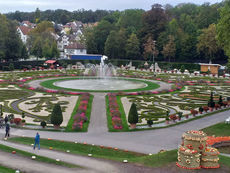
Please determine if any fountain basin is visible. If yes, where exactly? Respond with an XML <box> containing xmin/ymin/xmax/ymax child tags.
<box><xmin>40</xmin><ymin>77</ymin><xmax>160</xmax><ymax>92</ymax></box>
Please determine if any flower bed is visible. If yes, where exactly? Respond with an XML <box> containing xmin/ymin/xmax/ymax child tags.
<box><xmin>72</xmin><ymin>93</ymin><xmax>91</xmax><ymax>131</ymax></box>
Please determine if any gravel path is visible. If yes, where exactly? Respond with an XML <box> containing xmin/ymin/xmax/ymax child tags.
<box><xmin>1</xmin><ymin>109</ymin><xmax>229</xmax><ymax>154</ymax></box>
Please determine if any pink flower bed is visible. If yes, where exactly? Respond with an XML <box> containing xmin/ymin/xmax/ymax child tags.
<box><xmin>108</xmin><ymin>93</ymin><xmax>123</xmax><ymax>130</ymax></box>
<box><xmin>72</xmin><ymin>93</ymin><xmax>90</xmax><ymax>130</ymax></box>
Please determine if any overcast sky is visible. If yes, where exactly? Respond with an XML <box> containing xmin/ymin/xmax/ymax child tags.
<box><xmin>0</xmin><ymin>0</ymin><xmax>223</xmax><ymax>13</ymax></box>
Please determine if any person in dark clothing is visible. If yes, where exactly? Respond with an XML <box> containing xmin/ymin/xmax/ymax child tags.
<box><xmin>4</xmin><ymin>116</ymin><xmax>8</xmax><ymax>124</ymax></box>
<box><xmin>5</xmin><ymin>123</ymin><xmax>10</xmax><ymax>138</ymax></box>
<box><xmin>33</xmin><ymin>132</ymin><xmax>40</xmax><ymax>150</ymax></box>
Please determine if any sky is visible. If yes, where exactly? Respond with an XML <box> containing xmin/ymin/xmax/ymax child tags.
<box><xmin>0</xmin><ymin>0</ymin><xmax>223</xmax><ymax>13</ymax></box>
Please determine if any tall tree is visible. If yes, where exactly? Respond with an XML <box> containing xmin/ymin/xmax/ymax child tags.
<box><xmin>104</xmin><ymin>30</ymin><xmax>119</xmax><ymax>59</ymax></box>
<box><xmin>217</xmin><ymin>0</ymin><xmax>230</xmax><ymax>70</ymax></box>
<box><xmin>143</xmin><ymin>36</ymin><xmax>158</xmax><ymax>61</ymax></box>
<box><xmin>125</xmin><ymin>33</ymin><xmax>140</xmax><ymax>59</ymax></box>
<box><xmin>21</xmin><ymin>45</ymin><xmax>29</xmax><ymax>60</ymax></box>
<box><xmin>34</xmin><ymin>8</ymin><xmax>41</xmax><ymax>23</ymax></box>
<box><xmin>0</xmin><ymin>14</ymin><xmax>8</xmax><ymax>61</ymax></box>
<box><xmin>162</xmin><ymin>35</ymin><xmax>176</xmax><ymax>62</ymax></box>
<box><xmin>141</xmin><ymin>4</ymin><xmax>168</xmax><ymax>41</ymax></box>
<box><xmin>5</xmin><ymin>20</ymin><xmax>23</xmax><ymax>61</ymax></box>
<box><xmin>197</xmin><ymin>24</ymin><xmax>220</xmax><ymax>62</ymax></box>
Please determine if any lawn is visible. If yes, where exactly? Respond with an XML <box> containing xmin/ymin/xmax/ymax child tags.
<box><xmin>0</xmin><ymin>165</ymin><xmax>16</xmax><ymax>173</ymax></box>
<box><xmin>202</xmin><ymin>122</ymin><xmax>230</xmax><ymax>136</ymax></box>
<box><xmin>6</xmin><ymin>137</ymin><xmax>230</xmax><ymax>170</ymax></box>
<box><xmin>0</xmin><ymin>144</ymin><xmax>77</xmax><ymax>168</ymax></box>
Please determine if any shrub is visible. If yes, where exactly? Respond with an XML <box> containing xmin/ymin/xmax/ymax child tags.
<box><xmin>9</xmin><ymin>63</ymin><xmax>14</xmax><ymax>71</ymax></box>
<box><xmin>50</xmin><ymin>104</ymin><xmax>63</xmax><ymax>126</ymax></box>
<box><xmin>180</xmin><ymin>65</ymin><xmax>185</xmax><ymax>73</ymax></box>
<box><xmin>14</xmin><ymin>118</ymin><xmax>21</xmax><ymax>125</ymax></box>
<box><xmin>147</xmin><ymin>119</ymin><xmax>153</xmax><ymax>126</ymax></box>
<box><xmin>208</xmin><ymin>92</ymin><xmax>215</xmax><ymax>108</ymax></box>
<box><xmin>218</xmin><ymin>95</ymin><xmax>223</xmax><ymax>106</ymax></box>
<box><xmin>199</xmin><ymin>107</ymin><xmax>204</xmax><ymax>113</ymax></box>
<box><xmin>40</xmin><ymin>121</ymin><xmax>47</xmax><ymax>128</ymax></box>
<box><xmin>128</xmin><ymin>103</ymin><xmax>138</xmax><ymax>124</ymax></box>
<box><xmin>169</xmin><ymin>114</ymin><xmax>177</xmax><ymax>121</ymax></box>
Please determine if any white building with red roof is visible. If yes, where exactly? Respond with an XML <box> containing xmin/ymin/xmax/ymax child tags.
<box><xmin>17</xmin><ymin>26</ymin><xmax>31</xmax><ymax>44</ymax></box>
<box><xmin>64</xmin><ymin>42</ymin><xmax>86</xmax><ymax>58</ymax></box>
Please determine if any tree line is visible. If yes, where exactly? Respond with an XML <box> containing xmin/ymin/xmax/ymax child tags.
<box><xmin>84</xmin><ymin>2</ymin><xmax>228</xmax><ymax>64</ymax></box>
<box><xmin>0</xmin><ymin>14</ymin><xmax>28</xmax><ymax>62</ymax></box>
<box><xmin>2</xmin><ymin>2</ymin><xmax>230</xmax><ymax>66</ymax></box>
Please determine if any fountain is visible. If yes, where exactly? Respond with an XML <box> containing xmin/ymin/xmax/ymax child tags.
<box><xmin>53</xmin><ymin>55</ymin><xmax>150</xmax><ymax>91</ymax></box>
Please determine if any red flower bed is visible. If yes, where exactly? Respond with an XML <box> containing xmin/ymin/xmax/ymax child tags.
<box><xmin>72</xmin><ymin>93</ymin><xmax>90</xmax><ymax>130</ymax></box>
<box><xmin>108</xmin><ymin>93</ymin><xmax>123</xmax><ymax>130</ymax></box>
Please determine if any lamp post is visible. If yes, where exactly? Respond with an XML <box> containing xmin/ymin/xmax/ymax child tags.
<box><xmin>153</xmin><ymin>40</ymin><xmax>156</xmax><ymax>73</ymax></box>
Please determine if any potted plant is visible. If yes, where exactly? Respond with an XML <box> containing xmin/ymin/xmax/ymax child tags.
<box><xmin>40</xmin><ymin>121</ymin><xmax>47</xmax><ymax>128</ymax></box>
<box><xmin>203</xmin><ymin>106</ymin><xmax>209</xmax><ymax>112</ymax></box>
<box><xmin>177</xmin><ymin>112</ymin><xmax>183</xmax><ymax>121</ymax></box>
<box><xmin>199</xmin><ymin>107</ymin><xmax>204</xmax><ymax>114</ymax></box>
<box><xmin>147</xmin><ymin>119</ymin><xmax>153</xmax><ymax>127</ymax></box>
<box><xmin>169</xmin><ymin>114</ymin><xmax>177</xmax><ymax>122</ymax></box>
<box><xmin>165</xmin><ymin>116</ymin><xmax>169</xmax><ymax>124</ymax></box>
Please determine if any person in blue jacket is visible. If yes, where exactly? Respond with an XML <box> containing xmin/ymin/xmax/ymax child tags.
<box><xmin>33</xmin><ymin>132</ymin><xmax>40</xmax><ymax>150</ymax></box>
<box><xmin>5</xmin><ymin>122</ymin><xmax>10</xmax><ymax>138</ymax></box>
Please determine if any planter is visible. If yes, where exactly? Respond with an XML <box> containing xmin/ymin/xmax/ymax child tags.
<box><xmin>130</xmin><ymin>124</ymin><xmax>136</xmax><ymax>129</ymax></box>
<box><xmin>54</xmin><ymin>125</ymin><xmax>60</xmax><ymax>129</ymax></box>
<box><xmin>185</xmin><ymin>115</ymin><xmax>189</xmax><ymax>119</ymax></box>
<box><xmin>165</xmin><ymin>120</ymin><xmax>169</xmax><ymax>124</ymax></box>
<box><xmin>199</xmin><ymin>112</ymin><xmax>203</xmax><ymax>114</ymax></box>
<box><xmin>209</xmin><ymin>107</ymin><xmax>213</xmax><ymax>112</ymax></box>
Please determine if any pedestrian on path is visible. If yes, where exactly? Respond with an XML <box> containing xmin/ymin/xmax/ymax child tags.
<box><xmin>33</xmin><ymin>132</ymin><xmax>40</xmax><ymax>150</ymax></box>
<box><xmin>4</xmin><ymin>115</ymin><xmax>8</xmax><ymax>124</ymax></box>
<box><xmin>5</xmin><ymin>122</ymin><xmax>10</xmax><ymax>138</ymax></box>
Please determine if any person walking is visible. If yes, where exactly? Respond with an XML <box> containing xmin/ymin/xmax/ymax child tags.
<box><xmin>4</xmin><ymin>115</ymin><xmax>8</xmax><ymax>124</ymax></box>
<box><xmin>33</xmin><ymin>132</ymin><xmax>40</xmax><ymax>150</ymax></box>
<box><xmin>5</xmin><ymin>122</ymin><xmax>10</xmax><ymax>138</ymax></box>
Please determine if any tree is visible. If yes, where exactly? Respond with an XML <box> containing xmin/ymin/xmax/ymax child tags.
<box><xmin>180</xmin><ymin>65</ymin><xmax>185</xmax><ymax>73</ymax></box>
<box><xmin>218</xmin><ymin>95</ymin><xmax>223</xmax><ymax>106</ymax></box>
<box><xmin>9</xmin><ymin>63</ymin><xmax>14</xmax><ymax>71</ymax></box>
<box><xmin>197</xmin><ymin>24</ymin><xmax>220</xmax><ymax>62</ymax></box>
<box><xmin>208</xmin><ymin>92</ymin><xmax>215</xmax><ymax>108</ymax></box>
<box><xmin>5</xmin><ymin>20</ymin><xmax>23</xmax><ymax>61</ymax></box>
<box><xmin>50</xmin><ymin>104</ymin><xmax>63</xmax><ymax>127</ymax></box>
<box><xmin>143</xmin><ymin>36</ymin><xmax>158</xmax><ymax>60</ymax></box>
<box><xmin>162</xmin><ymin>35</ymin><xmax>176</xmax><ymax>62</ymax></box>
<box><xmin>34</xmin><ymin>8</ymin><xmax>41</xmax><ymax>23</ymax></box>
<box><xmin>128</xmin><ymin>103</ymin><xmax>138</xmax><ymax>128</ymax></box>
<box><xmin>125</xmin><ymin>33</ymin><xmax>140</xmax><ymax>59</ymax></box>
<box><xmin>31</xmin><ymin>37</ymin><xmax>43</xmax><ymax>59</ymax></box>
<box><xmin>21</xmin><ymin>45</ymin><xmax>29</xmax><ymax>60</ymax></box>
<box><xmin>217</xmin><ymin>1</ymin><xmax>230</xmax><ymax>71</ymax></box>
<box><xmin>104</xmin><ymin>30</ymin><xmax>119</xmax><ymax>58</ymax></box>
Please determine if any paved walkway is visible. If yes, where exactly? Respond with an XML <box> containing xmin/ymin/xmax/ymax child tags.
<box><xmin>1</xmin><ymin>109</ymin><xmax>229</xmax><ymax>154</ymax></box>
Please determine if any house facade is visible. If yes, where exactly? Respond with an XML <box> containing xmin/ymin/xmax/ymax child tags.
<box><xmin>17</xmin><ymin>26</ymin><xmax>31</xmax><ymax>44</ymax></box>
<box><xmin>64</xmin><ymin>42</ymin><xmax>87</xmax><ymax>59</ymax></box>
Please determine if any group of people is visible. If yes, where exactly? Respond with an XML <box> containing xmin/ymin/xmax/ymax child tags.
<box><xmin>2</xmin><ymin>115</ymin><xmax>40</xmax><ymax>150</ymax></box>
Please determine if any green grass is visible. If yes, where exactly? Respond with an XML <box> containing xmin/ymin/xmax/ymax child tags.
<box><xmin>0</xmin><ymin>165</ymin><xmax>16</xmax><ymax>173</ymax></box>
<box><xmin>202</xmin><ymin>122</ymin><xmax>230</xmax><ymax>136</ymax></box>
<box><xmin>65</xmin><ymin>94</ymin><xmax>94</xmax><ymax>132</ymax></box>
<box><xmin>40</xmin><ymin>77</ymin><xmax>160</xmax><ymax>93</ymax></box>
<box><xmin>0</xmin><ymin>90</ymin><xmax>30</xmax><ymax>101</ymax></box>
<box><xmin>0</xmin><ymin>144</ymin><xmax>78</xmax><ymax>168</ymax></box>
<box><xmin>5</xmin><ymin>137</ymin><xmax>230</xmax><ymax>169</ymax></box>
<box><xmin>8</xmin><ymin>137</ymin><xmax>145</xmax><ymax>161</ymax></box>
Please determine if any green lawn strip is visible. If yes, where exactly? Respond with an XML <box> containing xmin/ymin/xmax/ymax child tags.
<box><xmin>65</xmin><ymin>94</ymin><xmax>94</xmax><ymax>132</ymax></box>
<box><xmin>0</xmin><ymin>165</ymin><xmax>16</xmax><ymax>173</ymax></box>
<box><xmin>0</xmin><ymin>144</ymin><xmax>78</xmax><ymax>168</ymax></box>
<box><xmin>40</xmin><ymin>77</ymin><xmax>160</xmax><ymax>93</ymax></box>
<box><xmin>202</xmin><ymin>122</ymin><xmax>230</xmax><ymax>136</ymax></box>
<box><xmin>8</xmin><ymin>137</ymin><xmax>145</xmax><ymax>161</ymax></box>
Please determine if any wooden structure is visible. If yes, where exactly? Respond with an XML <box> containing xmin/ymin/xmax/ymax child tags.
<box><xmin>199</xmin><ymin>63</ymin><xmax>221</xmax><ymax>75</ymax></box>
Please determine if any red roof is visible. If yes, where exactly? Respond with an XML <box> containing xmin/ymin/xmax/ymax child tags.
<box><xmin>45</xmin><ymin>60</ymin><xmax>56</xmax><ymax>64</ymax></box>
<box><xmin>18</xmin><ymin>26</ymin><xmax>31</xmax><ymax>35</ymax></box>
<box><xmin>64</xmin><ymin>42</ymin><xmax>85</xmax><ymax>49</ymax></box>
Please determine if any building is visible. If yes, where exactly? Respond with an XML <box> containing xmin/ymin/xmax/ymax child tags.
<box><xmin>17</xmin><ymin>26</ymin><xmax>31</xmax><ymax>44</ymax></box>
<box><xmin>64</xmin><ymin>42</ymin><xmax>87</xmax><ymax>59</ymax></box>
<box><xmin>199</xmin><ymin>63</ymin><xmax>221</xmax><ymax>75</ymax></box>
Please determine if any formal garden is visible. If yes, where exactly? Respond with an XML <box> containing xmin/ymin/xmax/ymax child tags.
<box><xmin>0</xmin><ymin>66</ymin><xmax>230</xmax><ymax>132</ymax></box>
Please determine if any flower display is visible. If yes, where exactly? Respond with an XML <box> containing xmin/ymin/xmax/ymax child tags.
<box><xmin>72</xmin><ymin>93</ymin><xmax>90</xmax><ymax>130</ymax></box>
<box><xmin>107</xmin><ymin>93</ymin><xmax>123</xmax><ymax>130</ymax></box>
